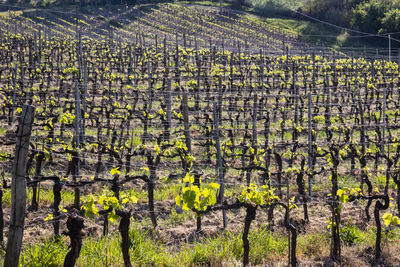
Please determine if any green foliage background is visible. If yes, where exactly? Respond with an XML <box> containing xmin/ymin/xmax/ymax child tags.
<box><xmin>251</xmin><ymin>0</ymin><xmax>400</xmax><ymax>37</ymax></box>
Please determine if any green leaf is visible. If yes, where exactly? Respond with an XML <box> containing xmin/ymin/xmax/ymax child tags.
<box><xmin>81</xmin><ymin>195</ymin><xmax>99</xmax><ymax>218</ymax></box>
<box><xmin>337</xmin><ymin>189</ymin><xmax>345</xmax><ymax>198</ymax></box>
<box><xmin>183</xmin><ymin>173</ymin><xmax>194</xmax><ymax>184</ymax></box>
<box><xmin>238</xmin><ymin>183</ymin><xmax>279</xmax><ymax>206</ymax></box>
<box><xmin>383</xmin><ymin>213</ymin><xmax>393</xmax><ymax>227</ymax></box>
<box><xmin>154</xmin><ymin>145</ymin><xmax>161</xmax><ymax>155</ymax></box>
<box><xmin>393</xmin><ymin>216</ymin><xmax>400</xmax><ymax>225</ymax></box>
<box><xmin>108</xmin><ymin>210</ymin><xmax>119</xmax><ymax>223</ymax></box>
<box><xmin>209</xmin><ymin>183</ymin><xmax>220</xmax><ymax>189</ymax></box>
<box><xmin>130</xmin><ymin>196</ymin><xmax>138</xmax><ymax>203</ymax></box>
<box><xmin>175</xmin><ymin>195</ymin><xmax>182</xmax><ymax>206</ymax></box>
<box><xmin>182</xmin><ymin>187</ymin><xmax>198</xmax><ymax>210</ymax></box>
<box><xmin>110</xmin><ymin>167</ymin><xmax>121</xmax><ymax>176</ymax></box>
<box><xmin>44</xmin><ymin>214</ymin><xmax>54</xmax><ymax>222</ymax></box>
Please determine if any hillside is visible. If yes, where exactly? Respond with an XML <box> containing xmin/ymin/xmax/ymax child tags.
<box><xmin>0</xmin><ymin>2</ymin><xmax>400</xmax><ymax>267</ymax></box>
<box><xmin>1</xmin><ymin>1</ymin><xmax>394</xmax><ymax>60</ymax></box>
<box><xmin>0</xmin><ymin>3</ymin><xmax>334</xmax><ymax>54</ymax></box>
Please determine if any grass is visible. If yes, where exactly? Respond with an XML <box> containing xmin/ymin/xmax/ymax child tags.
<box><xmin>164</xmin><ymin>207</ymin><xmax>195</xmax><ymax>226</ymax></box>
<box><xmin>338</xmin><ymin>174</ymin><xmax>360</xmax><ymax>189</ymax></box>
<box><xmin>246</xmin><ymin>228</ymin><xmax>288</xmax><ymax>265</ymax></box>
<box><xmin>79</xmin><ymin>234</ymin><xmax>124</xmax><ymax>266</ymax></box>
<box><xmin>123</xmin><ymin>182</ymin><xmax>181</xmax><ymax>203</ymax></box>
<box><xmin>175</xmin><ymin>0</ymin><xmax>384</xmax><ymax>50</ymax></box>
<box><xmin>21</xmin><ymin>237</ymin><xmax>68</xmax><ymax>267</ymax></box>
<box><xmin>1</xmin><ymin>187</ymin><xmax>75</xmax><ymax>208</ymax></box>
<box><xmin>13</xmin><ymin>226</ymin><xmax>288</xmax><ymax>267</ymax></box>
<box><xmin>298</xmin><ymin>231</ymin><xmax>330</xmax><ymax>258</ymax></box>
<box><xmin>16</xmin><ymin>223</ymin><xmax>396</xmax><ymax>267</ymax></box>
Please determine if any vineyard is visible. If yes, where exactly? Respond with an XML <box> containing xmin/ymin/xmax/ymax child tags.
<box><xmin>0</xmin><ymin>2</ymin><xmax>400</xmax><ymax>267</ymax></box>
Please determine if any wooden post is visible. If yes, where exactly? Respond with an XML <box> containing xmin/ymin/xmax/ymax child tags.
<box><xmin>155</xmin><ymin>35</ymin><xmax>158</xmax><ymax>53</ymax></box>
<box><xmin>9</xmin><ymin>65</ymin><xmax>18</xmax><ymax>126</ymax></box>
<box><xmin>264</xmin><ymin>113</ymin><xmax>271</xmax><ymax>185</ymax></box>
<box><xmin>218</xmin><ymin>77</ymin><xmax>223</xmax><ymax>121</ymax></box>
<box><xmin>357</xmin><ymin>92</ymin><xmax>368</xmax><ymax>193</ymax></box>
<box><xmin>307</xmin><ymin>93</ymin><xmax>313</xmax><ymax>196</ymax></box>
<box><xmin>148</xmin><ymin>61</ymin><xmax>153</xmax><ymax>110</ymax></box>
<box><xmin>357</xmin><ymin>92</ymin><xmax>366</xmax><ymax>158</ymax></box>
<box><xmin>213</xmin><ymin>102</ymin><xmax>227</xmax><ymax>228</ymax></box>
<box><xmin>287</xmin><ymin>174</ymin><xmax>291</xmax><ymax>267</ymax></box>
<box><xmin>398</xmin><ymin>48</ymin><xmax>400</xmax><ymax>67</ymax></box>
<box><xmin>182</xmin><ymin>91</ymin><xmax>191</xmax><ymax>153</ymax></box>
<box><xmin>312</xmin><ymin>53</ymin><xmax>316</xmax><ymax>93</ymax></box>
<box><xmin>0</xmin><ymin>170</ymin><xmax>4</xmax><ymax>244</ymax></box>
<box><xmin>260</xmin><ymin>49</ymin><xmax>264</xmax><ymax>93</ymax></box>
<box><xmin>20</xmin><ymin>64</ymin><xmax>24</xmax><ymax>97</ymax></box>
<box><xmin>74</xmin><ymin>82</ymin><xmax>81</xmax><ymax>208</ymax></box>
<box><xmin>252</xmin><ymin>93</ymin><xmax>258</xmax><ymax>147</ymax></box>
<box><xmin>81</xmin><ymin>61</ymin><xmax>88</xmax><ymax>144</ymax></box>
<box><xmin>166</xmin><ymin>80</ymin><xmax>172</xmax><ymax>142</ymax></box>
<box><xmin>4</xmin><ymin>104</ymin><xmax>35</xmax><ymax>267</ymax></box>
<box><xmin>133</xmin><ymin>53</ymin><xmax>138</xmax><ymax>88</ymax></box>
<box><xmin>325</xmin><ymin>73</ymin><xmax>331</xmax><ymax>142</ymax></box>
<box><xmin>382</xmin><ymin>87</ymin><xmax>387</xmax><ymax>158</ymax></box>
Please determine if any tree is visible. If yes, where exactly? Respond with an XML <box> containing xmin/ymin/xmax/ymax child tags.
<box><xmin>380</xmin><ymin>9</ymin><xmax>400</xmax><ymax>34</ymax></box>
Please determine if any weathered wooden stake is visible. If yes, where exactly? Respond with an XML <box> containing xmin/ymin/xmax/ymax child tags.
<box><xmin>182</xmin><ymin>91</ymin><xmax>191</xmax><ymax>153</ymax></box>
<box><xmin>9</xmin><ymin>65</ymin><xmax>18</xmax><ymax>126</ymax></box>
<box><xmin>213</xmin><ymin>102</ymin><xmax>227</xmax><ymax>228</ymax></box>
<box><xmin>307</xmin><ymin>93</ymin><xmax>313</xmax><ymax>196</ymax></box>
<box><xmin>4</xmin><ymin>104</ymin><xmax>35</xmax><ymax>267</ymax></box>
<box><xmin>166</xmin><ymin>80</ymin><xmax>172</xmax><ymax>142</ymax></box>
<box><xmin>74</xmin><ymin>82</ymin><xmax>81</xmax><ymax>208</ymax></box>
